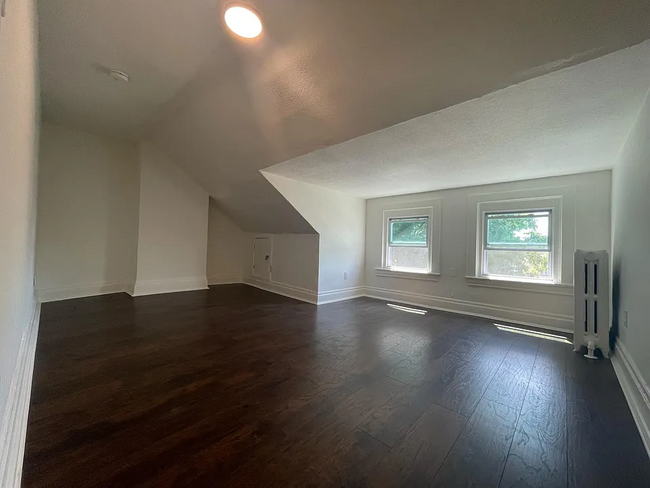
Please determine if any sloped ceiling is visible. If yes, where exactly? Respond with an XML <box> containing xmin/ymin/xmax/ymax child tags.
<box><xmin>39</xmin><ymin>0</ymin><xmax>650</xmax><ymax>231</ymax></box>
<box><xmin>265</xmin><ymin>42</ymin><xmax>650</xmax><ymax>198</ymax></box>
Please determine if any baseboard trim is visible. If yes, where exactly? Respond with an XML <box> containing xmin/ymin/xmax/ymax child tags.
<box><xmin>207</xmin><ymin>274</ymin><xmax>243</xmax><ymax>286</ymax></box>
<box><xmin>243</xmin><ymin>277</ymin><xmax>318</xmax><ymax>304</ymax></box>
<box><xmin>318</xmin><ymin>286</ymin><xmax>365</xmax><ymax>305</ymax></box>
<box><xmin>363</xmin><ymin>286</ymin><xmax>573</xmax><ymax>333</ymax></box>
<box><xmin>125</xmin><ymin>282</ymin><xmax>135</xmax><ymax>296</ymax></box>
<box><xmin>37</xmin><ymin>282</ymin><xmax>126</xmax><ymax>303</ymax></box>
<box><xmin>131</xmin><ymin>277</ymin><xmax>208</xmax><ymax>297</ymax></box>
<box><xmin>0</xmin><ymin>301</ymin><xmax>40</xmax><ymax>487</ymax></box>
<box><xmin>236</xmin><ymin>282</ymin><xmax>573</xmax><ymax>330</ymax></box>
<box><xmin>611</xmin><ymin>341</ymin><xmax>650</xmax><ymax>459</ymax></box>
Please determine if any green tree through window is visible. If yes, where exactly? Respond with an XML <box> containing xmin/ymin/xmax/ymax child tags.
<box><xmin>483</xmin><ymin>211</ymin><xmax>551</xmax><ymax>279</ymax></box>
<box><xmin>486</xmin><ymin>213</ymin><xmax>548</xmax><ymax>247</ymax></box>
<box><xmin>388</xmin><ymin>218</ymin><xmax>429</xmax><ymax>270</ymax></box>
<box><xmin>390</xmin><ymin>219</ymin><xmax>427</xmax><ymax>245</ymax></box>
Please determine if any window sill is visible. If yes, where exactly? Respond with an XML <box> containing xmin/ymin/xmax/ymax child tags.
<box><xmin>464</xmin><ymin>276</ymin><xmax>573</xmax><ymax>296</ymax></box>
<box><xmin>375</xmin><ymin>268</ymin><xmax>440</xmax><ymax>281</ymax></box>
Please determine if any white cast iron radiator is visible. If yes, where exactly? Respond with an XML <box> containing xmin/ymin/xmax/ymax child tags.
<box><xmin>573</xmin><ymin>250</ymin><xmax>610</xmax><ymax>359</ymax></box>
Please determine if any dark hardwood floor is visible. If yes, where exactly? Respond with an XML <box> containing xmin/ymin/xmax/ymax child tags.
<box><xmin>23</xmin><ymin>285</ymin><xmax>650</xmax><ymax>487</ymax></box>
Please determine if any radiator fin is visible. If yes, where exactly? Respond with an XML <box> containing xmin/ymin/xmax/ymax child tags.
<box><xmin>573</xmin><ymin>250</ymin><xmax>609</xmax><ymax>357</ymax></box>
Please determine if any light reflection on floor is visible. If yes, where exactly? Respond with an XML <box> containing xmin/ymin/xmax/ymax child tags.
<box><xmin>494</xmin><ymin>323</ymin><xmax>572</xmax><ymax>344</ymax></box>
<box><xmin>387</xmin><ymin>303</ymin><xmax>427</xmax><ymax>315</ymax></box>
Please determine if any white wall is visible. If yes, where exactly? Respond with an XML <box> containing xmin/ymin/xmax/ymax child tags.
<box><xmin>0</xmin><ymin>0</ymin><xmax>39</xmax><ymax>480</ymax></box>
<box><xmin>133</xmin><ymin>143</ymin><xmax>209</xmax><ymax>296</ymax></box>
<box><xmin>243</xmin><ymin>233</ymin><xmax>320</xmax><ymax>303</ymax></box>
<box><xmin>262</xmin><ymin>172</ymin><xmax>366</xmax><ymax>299</ymax></box>
<box><xmin>207</xmin><ymin>200</ymin><xmax>245</xmax><ymax>285</ymax></box>
<box><xmin>612</xmin><ymin>89</ymin><xmax>650</xmax><ymax>387</ymax></box>
<box><xmin>366</xmin><ymin>171</ymin><xmax>612</xmax><ymax>331</ymax></box>
<box><xmin>36</xmin><ymin>124</ymin><xmax>140</xmax><ymax>301</ymax></box>
<box><xmin>36</xmin><ymin>135</ymin><xmax>210</xmax><ymax>300</ymax></box>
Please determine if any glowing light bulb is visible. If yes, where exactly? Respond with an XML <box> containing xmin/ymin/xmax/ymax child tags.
<box><xmin>224</xmin><ymin>5</ymin><xmax>263</xmax><ymax>39</ymax></box>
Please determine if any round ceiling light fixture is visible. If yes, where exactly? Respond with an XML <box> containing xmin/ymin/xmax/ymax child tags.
<box><xmin>224</xmin><ymin>5</ymin><xmax>263</xmax><ymax>39</ymax></box>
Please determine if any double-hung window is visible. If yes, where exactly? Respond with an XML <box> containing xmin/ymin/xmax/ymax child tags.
<box><xmin>481</xmin><ymin>210</ymin><xmax>553</xmax><ymax>281</ymax></box>
<box><xmin>386</xmin><ymin>216</ymin><xmax>429</xmax><ymax>272</ymax></box>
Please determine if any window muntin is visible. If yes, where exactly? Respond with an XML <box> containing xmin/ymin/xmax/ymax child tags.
<box><xmin>387</xmin><ymin>217</ymin><xmax>429</xmax><ymax>271</ymax></box>
<box><xmin>482</xmin><ymin>210</ymin><xmax>552</xmax><ymax>281</ymax></box>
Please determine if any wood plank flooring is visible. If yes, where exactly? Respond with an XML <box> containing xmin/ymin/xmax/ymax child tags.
<box><xmin>22</xmin><ymin>285</ymin><xmax>650</xmax><ymax>487</ymax></box>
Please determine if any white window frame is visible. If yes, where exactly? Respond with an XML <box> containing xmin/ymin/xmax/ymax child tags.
<box><xmin>480</xmin><ymin>208</ymin><xmax>554</xmax><ymax>282</ymax></box>
<box><xmin>386</xmin><ymin>215</ymin><xmax>431</xmax><ymax>272</ymax></box>
<box><xmin>467</xmin><ymin>193</ymin><xmax>568</xmax><ymax>288</ymax></box>
<box><xmin>376</xmin><ymin>204</ymin><xmax>441</xmax><ymax>281</ymax></box>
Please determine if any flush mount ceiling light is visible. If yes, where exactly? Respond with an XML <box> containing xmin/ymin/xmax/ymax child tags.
<box><xmin>224</xmin><ymin>5</ymin><xmax>263</xmax><ymax>39</ymax></box>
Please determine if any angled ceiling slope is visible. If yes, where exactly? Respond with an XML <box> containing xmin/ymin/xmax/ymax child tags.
<box><xmin>39</xmin><ymin>0</ymin><xmax>650</xmax><ymax>231</ymax></box>
<box><xmin>266</xmin><ymin>42</ymin><xmax>650</xmax><ymax>198</ymax></box>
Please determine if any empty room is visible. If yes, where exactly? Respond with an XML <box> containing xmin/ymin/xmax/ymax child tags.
<box><xmin>2</xmin><ymin>0</ymin><xmax>650</xmax><ymax>486</ymax></box>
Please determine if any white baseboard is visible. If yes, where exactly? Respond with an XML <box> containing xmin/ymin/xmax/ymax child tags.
<box><xmin>131</xmin><ymin>277</ymin><xmax>208</xmax><ymax>297</ymax></box>
<box><xmin>37</xmin><ymin>282</ymin><xmax>126</xmax><ymax>303</ymax></box>
<box><xmin>238</xmin><ymin>283</ymin><xmax>572</xmax><ymax>332</ymax></box>
<box><xmin>318</xmin><ymin>286</ymin><xmax>365</xmax><ymax>305</ymax></box>
<box><xmin>243</xmin><ymin>277</ymin><xmax>318</xmax><ymax>304</ymax></box>
<box><xmin>208</xmin><ymin>274</ymin><xmax>243</xmax><ymax>286</ymax></box>
<box><xmin>363</xmin><ymin>286</ymin><xmax>573</xmax><ymax>333</ymax></box>
<box><xmin>611</xmin><ymin>341</ymin><xmax>650</xmax><ymax>459</ymax></box>
<box><xmin>0</xmin><ymin>301</ymin><xmax>40</xmax><ymax>487</ymax></box>
<box><xmin>38</xmin><ymin>278</ymin><xmax>211</xmax><ymax>300</ymax></box>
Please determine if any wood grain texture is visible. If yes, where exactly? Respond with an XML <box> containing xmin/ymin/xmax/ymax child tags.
<box><xmin>434</xmin><ymin>337</ymin><xmax>513</xmax><ymax>416</ymax></box>
<box><xmin>21</xmin><ymin>286</ymin><xmax>650</xmax><ymax>487</ymax></box>
<box><xmin>370</xmin><ymin>402</ymin><xmax>467</xmax><ymax>488</ymax></box>
<box><xmin>530</xmin><ymin>340</ymin><xmax>567</xmax><ymax>391</ymax></box>
<box><xmin>432</xmin><ymin>398</ymin><xmax>519</xmax><ymax>487</ymax></box>
<box><xmin>484</xmin><ymin>338</ymin><xmax>540</xmax><ymax>410</ymax></box>
<box><xmin>567</xmin><ymin>375</ymin><xmax>650</xmax><ymax>488</ymax></box>
<box><xmin>501</xmin><ymin>337</ymin><xmax>540</xmax><ymax>378</ymax></box>
<box><xmin>500</xmin><ymin>381</ymin><xmax>567</xmax><ymax>487</ymax></box>
<box><xmin>358</xmin><ymin>382</ymin><xmax>440</xmax><ymax>448</ymax></box>
<box><xmin>483</xmin><ymin>368</ymin><xmax>531</xmax><ymax>411</ymax></box>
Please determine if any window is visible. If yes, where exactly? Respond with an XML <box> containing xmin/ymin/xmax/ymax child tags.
<box><xmin>387</xmin><ymin>216</ymin><xmax>429</xmax><ymax>272</ymax></box>
<box><xmin>468</xmin><ymin>191</ymin><xmax>568</xmax><ymax>287</ymax></box>
<box><xmin>481</xmin><ymin>210</ymin><xmax>552</xmax><ymax>281</ymax></box>
<box><xmin>378</xmin><ymin>203</ymin><xmax>440</xmax><ymax>280</ymax></box>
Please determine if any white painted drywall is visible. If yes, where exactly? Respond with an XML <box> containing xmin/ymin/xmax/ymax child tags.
<box><xmin>266</xmin><ymin>42</ymin><xmax>650</xmax><ymax>200</ymax></box>
<box><xmin>262</xmin><ymin>173</ymin><xmax>365</xmax><ymax>294</ymax></box>
<box><xmin>612</xmin><ymin>88</ymin><xmax>650</xmax><ymax>385</ymax></box>
<box><xmin>243</xmin><ymin>233</ymin><xmax>320</xmax><ymax>296</ymax></box>
<box><xmin>268</xmin><ymin>234</ymin><xmax>319</xmax><ymax>292</ymax></box>
<box><xmin>0</xmin><ymin>0</ymin><xmax>39</xmax><ymax>436</ymax></box>
<box><xmin>365</xmin><ymin>171</ymin><xmax>612</xmax><ymax>331</ymax></box>
<box><xmin>36</xmin><ymin>124</ymin><xmax>140</xmax><ymax>300</ymax></box>
<box><xmin>207</xmin><ymin>200</ymin><xmax>245</xmax><ymax>285</ymax></box>
<box><xmin>133</xmin><ymin>143</ymin><xmax>209</xmax><ymax>295</ymax></box>
<box><xmin>41</xmin><ymin>0</ymin><xmax>650</xmax><ymax>233</ymax></box>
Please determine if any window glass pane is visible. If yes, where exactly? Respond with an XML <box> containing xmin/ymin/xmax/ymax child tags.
<box><xmin>388</xmin><ymin>247</ymin><xmax>428</xmax><ymax>271</ymax></box>
<box><xmin>389</xmin><ymin>218</ymin><xmax>427</xmax><ymax>246</ymax></box>
<box><xmin>486</xmin><ymin>211</ymin><xmax>550</xmax><ymax>250</ymax></box>
<box><xmin>485</xmin><ymin>250</ymin><xmax>550</xmax><ymax>279</ymax></box>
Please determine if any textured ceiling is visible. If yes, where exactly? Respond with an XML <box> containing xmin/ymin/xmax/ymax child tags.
<box><xmin>38</xmin><ymin>0</ymin><xmax>225</xmax><ymax>139</ymax></box>
<box><xmin>265</xmin><ymin>42</ymin><xmax>650</xmax><ymax>198</ymax></box>
<box><xmin>38</xmin><ymin>0</ymin><xmax>650</xmax><ymax>231</ymax></box>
